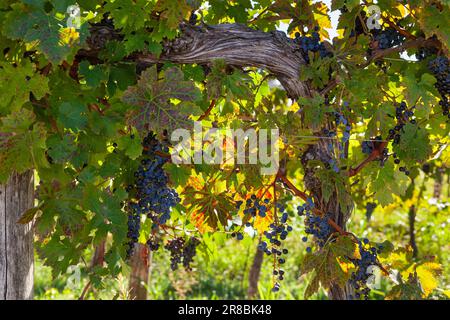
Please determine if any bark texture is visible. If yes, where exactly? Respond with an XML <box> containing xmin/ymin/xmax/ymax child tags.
<box><xmin>248</xmin><ymin>245</ymin><xmax>264</xmax><ymax>299</ymax></box>
<box><xmin>0</xmin><ymin>171</ymin><xmax>34</xmax><ymax>300</ymax></box>
<box><xmin>136</xmin><ymin>23</ymin><xmax>311</xmax><ymax>99</ymax></box>
<box><xmin>128</xmin><ymin>243</ymin><xmax>150</xmax><ymax>300</ymax></box>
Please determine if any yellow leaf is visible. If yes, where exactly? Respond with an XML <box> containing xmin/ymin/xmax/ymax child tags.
<box><xmin>59</xmin><ymin>27</ymin><xmax>79</xmax><ymax>46</ymax></box>
<box><xmin>415</xmin><ymin>262</ymin><xmax>442</xmax><ymax>297</ymax></box>
<box><xmin>313</xmin><ymin>2</ymin><xmax>331</xmax><ymax>40</ymax></box>
<box><xmin>443</xmin><ymin>290</ymin><xmax>450</xmax><ymax>298</ymax></box>
<box><xmin>337</xmin><ymin>257</ymin><xmax>355</xmax><ymax>273</ymax></box>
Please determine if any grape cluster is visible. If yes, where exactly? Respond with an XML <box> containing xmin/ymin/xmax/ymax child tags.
<box><xmin>125</xmin><ymin>133</ymin><xmax>180</xmax><ymax>257</ymax></box>
<box><xmin>392</xmin><ymin>153</ymin><xmax>410</xmax><ymax>175</ymax></box>
<box><xmin>361</xmin><ymin>136</ymin><xmax>382</xmax><ymax>155</ymax></box>
<box><xmin>294</xmin><ymin>28</ymin><xmax>332</xmax><ymax>63</ymax></box>
<box><xmin>125</xmin><ymin>210</ymin><xmax>141</xmax><ymax>258</ymax></box>
<box><xmin>164</xmin><ymin>237</ymin><xmax>201</xmax><ymax>271</ymax></box>
<box><xmin>165</xmin><ymin>237</ymin><xmax>185</xmax><ymax>271</ymax></box>
<box><xmin>182</xmin><ymin>237</ymin><xmax>201</xmax><ymax>271</ymax></box>
<box><xmin>304</xmin><ymin>212</ymin><xmax>332</xmax><ymax>249</ymax></box>
<box><xmin>146</xmin><ymin>237</ymin><xmax>160</xmax><ymax>251</ymax></box>
<box><xmin>387</xmin><ymin>101</ymin><xmax>415</xmax><ymax>145</ymax></box>
<box><xmin>372</xmin><ymin>28</ymin><xmax>405</xmax><ymax>49</ymax></box>
<box><xmin>416</xmin><ymin>46</ymin><xmax>438</xmax><ymax>61</ymax></box>
<box><xmin>360</xmin><ymin>136</ymin><xmax>388</xmax><ymax>166</ymax></box>
<box><xmin>298</xmin><ymin>198</ymin><xmax>332</xmax><ymax>250</ymax></box>
<box><xmin>348</xmin><ymin>239</ymin><xmax>380</xmax><ymax>300</ymax></box>
<box><xmin>361</xmin><ymin>140</ymin><xmax>373</xmax><ymax>155</ymax></box>
<box><xmin>236</xmin><ymin>194</ymin><xmax>270</xmax><ymax>218</ymax></box>
<box><xmin>428</xmin><ymin>56</ymin><xmax>450</xmax><ymax>118</ymax></box>
<box><xmin>386</xmin><ymin>102</ymin><xmax>416</xmax><ymax>175</ymax></box>
<box><xmin>255</xmin><ymin>202</ymin><xmax>293</xmax><ymax>292</ymax></box>
<box><xmin>129</xmin><ymin>133</ymin><xmax>180</xmax><ymax>225</ymax></box>
<box><xmin>234</xmin><ymin>195</ymin><xmax>272</xmax><ymax>241</ymax></box>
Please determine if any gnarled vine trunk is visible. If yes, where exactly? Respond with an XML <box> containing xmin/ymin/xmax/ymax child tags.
<box><xmin>0</xmin><ymin>171</ymin><xmax>34</xmax><ymax>300</ymax></box>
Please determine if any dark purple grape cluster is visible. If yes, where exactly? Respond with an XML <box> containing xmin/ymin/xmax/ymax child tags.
<box><xmin>128</xmin><ymin>133</ymin><xmax>180</xmax><ymax>225</ymax></box>
<box><xmin>234</xmin><ymin>195</ymin><xmax>272</xmax><ymax>241</ymax></box>
<box><xmin>236</xmin><ymin>194</ymin><xmax>270</xmax><ymax>219</ymax></box>
<box><xmin>385</xmin><ymin>102</ymin><xmax>416</xmax><ymax>175</ymax></box>
<box><xmin>125</xmin><ymin>210</ymin><xmax>141</xmax><ymax>258</ymax></box>
<box><xmin>388</xmin><ymin>101</ymin><xmax>416</xmax><ymax>145</ymax></box>
<box><xmin>392</xmin><ymin>152</ymin><xmax>410</xmax><ymax>175</ymax></box>
<box><xmin>298</xmin><ymin>198</ymin><xmax>332</xmax><ymax>250</ymax></box>
<box><xmin>372</xmin><ymin>28</ymin><xmax>405</xmax><ymax>49</ymax></box>
<box><xmin>294</xmin><ymin>28</ymin><xmax>332</xmax><ymax>63</ymax></box>
<box><xmin>304</xmin><ymin>212</ymin><xmax>332</xmax><ymax>249</ymax></box>
<box><xmin>361</xmin><ymin>140</ymin><xmax>374</xmax><ymax>154</ymax></box>
<box><xmin>255</xmin><ymin>203</ymin><xmax>293</xmax><ymax>292</ymax></box>
<box><xmin>428</xmin><ymin>56</ymin><xmax>449</xmax><ymax>118</ymax></box>
<box><xmin>165</xmin><ymin>237</ymin><xmax>185</xmax><ymax>271</ymax></box>
<box><xmin>146</xmin><ymin>237</ymin><xmax>160</xmax><ymax>251</ymax></box>
<box><xmin>348</xmin><ymin>239</ymin><xmax>380</xmax><ymax>300</ymax></box>
<box><xmin>125</xmin><ymin>133</ymin><xmax>180</xmax><ymax>257</ymax></box>
<box><xmin>182</xmin><ymin>237</ymin><xmax>201</xmax><ymax>271</ymax></box>
<box><xmin>361</xmin><ymin>136</ymin><xmax>383</xmax><ymax>160</ymax></box>
<box><xmin>164</xmin><ymin>236</ymin><xmax>201</xmax><ymax>271</ymax></box>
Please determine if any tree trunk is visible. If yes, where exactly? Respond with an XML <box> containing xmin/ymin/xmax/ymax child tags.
<box><xmin>0</xmin><ymin>171</ymin><xmax>34</xmax><ymax>300</ymax></box>
<box><xmin>128</xmin><ymin>243</ymin><xmax>149</xmax><ymax>300</ymax></box>
<box><xmin>247</xmin><ymin>245</ymin><xmax>264</xmax><ymax>299</ymax></box>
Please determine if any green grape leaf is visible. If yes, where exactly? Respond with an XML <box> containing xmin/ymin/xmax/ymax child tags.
<box><xmin>104</xmin><ymin>0</ymin><xmax>149</xmax><ymax>32</ymax></box>
<box><xmin>46</xmin><ymin>134</ymin><xmax>76</xmax><ymax>164</ymax></box>
<box><xmin>402</xmin><ymin>69</ymin><xmax>436</xmax><ymax>112</ymax></box>
<box><xmin>386</xmin><ymin>272</ymin><xmax>424</xmax><ymax>300</ymax></box>
<box><xmin>122</xmin><ymin>66</ymin><xmax>202</xmax><ymax>134</ymax></box>
<box><xmin>418</xmin><ymin>5</ymin><xmax>450</xmax><ymax>50</ymax></box>
<box><xmin>0</xmin><ymin>61</ymin><xmax>49</xmax><ymax>116</ymax></box>
<box><xmin>78</xmin><ymin>61</ymin><xmax>108</xmax><ymax>88</ymax></box>
<box><xmin>155</xmin><ymin>0</ymin><xmax>191</xmax><ymax>30</ymax></box>
<box><xmin>301</xmin><ymin>235</ymin><xmax>359</xmax><ymax>299</ymax></box>
<box><xmin>298</xmin><ymin>94</ymin><xmax>328</xmax><ymax>127</ymax></box>
<box><xmin>117</xmin><ymin>129</ymin><xmax>143</xmax><ymax>160</ymax></box>
<box><xmin>0</xmin><ymin>109</ymin><xmax>47</xmax><ymax>183</ymax></box>
<box><xmin>57</xmin><ymin>101</ymin><xmax>88</xmax><ymax>131</ymax></box>
<box><xmin>3</xmin><ymin>3</ymin><xmax>75</xmax><ymax>62</ymax></box>
<box><xmin>394</xmin><ymin>123</ymin><xmax>431</xmax><ymax>163</ymax></box>
<box><xmin>368</xmin><ymin>161</ymin><xmax>409</xmax><ymax>207</ymax></box>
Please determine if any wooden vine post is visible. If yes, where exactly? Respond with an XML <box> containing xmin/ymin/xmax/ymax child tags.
<box><xmin>0</xmin><ymin>171</ymin><xmax>34</xmax><ymax>300</ymax></box>
<box><xmin>128</xmin><ymin>243</ymin><xmax>150</xmax><ymax>300</ymax></box>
